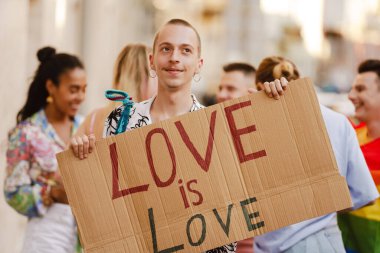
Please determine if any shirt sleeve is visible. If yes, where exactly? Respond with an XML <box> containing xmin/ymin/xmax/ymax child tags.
<box><xmin>205</xmin><ymin>242</ymin><xmax>236</xmax><ymax>252</ymax></box>
<box><xmin>3</xmin><ymin>125</ymin><xmax>44</xmax><ymax>218</ymax></box>
<box><xmin>103</xmin><ymin>106</ymin><xmax>123</xmax><ymax>137</ymax></box>
<box><xmin>344</xmin><ymin>119</ymin><xmax>379</xmax><ymax>210</ymax></box>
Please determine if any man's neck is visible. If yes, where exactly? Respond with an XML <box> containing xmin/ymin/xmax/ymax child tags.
<box><xmin>150</xmin><ymin>87</ymin><xmax>193</xmax><ymax>123</ymax></box>
<box><xmin>366</xmin><ymin>119</ymin><xmax>380</xmax><ymax>140</ymax></box>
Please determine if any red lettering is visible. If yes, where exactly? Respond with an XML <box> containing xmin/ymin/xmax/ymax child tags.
<box><xmin>109</xmin><ymin>143</ymin><xmax>149</xmax><ymax>200</ymax></box>
<box><xmin>175</xmin><ymin>110</ymin><xmax>217</xmax><ymax>172</ymax></box>
<box><xmin>187</xmin><ymin>179</ymin><xmax>203</xmax><ymax>206</ymax></box>
<box><xmin>224</xmin><ymin>101</ymin><xmax>267</xmax><ymax>163</ymax></box>
<box><xmin>178</xmin><ymin>179</ymin><xmax>190</xmax><ymax>209</ymax></box>
<box><xmin>146</xmin><ymin>128</ymin><xmax>177</xmax><ymax>187</ymax></box>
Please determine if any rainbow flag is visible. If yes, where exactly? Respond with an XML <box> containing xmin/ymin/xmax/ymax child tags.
<box><xmin>338</xmin><ymin>121</ymin><xmax>380</xmax><ymax>253</ymax></box>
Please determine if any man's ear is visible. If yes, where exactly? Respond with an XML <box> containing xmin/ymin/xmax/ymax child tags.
<box><xmin>196</xmin><ymin>58</ymin><xmax>204</xmax><ymax>73</ymax></box>
<box><xmin>149</xmin><ymin>54</ymin><xmax>155</xmax><ymax>71</ymax></box>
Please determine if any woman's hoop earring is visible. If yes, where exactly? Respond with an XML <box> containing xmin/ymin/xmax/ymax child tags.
<box><xmin>149</xmin><ymin>69</ymin><xmax>157</xmax><ymax>78</ymax></box>
<box><xmin>193</xmin><ymin>73</ymin><xmax>201</xmax><ymax>82</ymax></box>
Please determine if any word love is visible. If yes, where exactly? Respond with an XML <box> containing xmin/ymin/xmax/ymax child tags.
<box><xmin>110</xmin><ymin>100</ymin><xmax>267</xmax><ymax>209</ymax></box>
<box><xmin>149</xmin><ymin>196</ymin><xmax>265</xmax><ymax>252</ymax></box>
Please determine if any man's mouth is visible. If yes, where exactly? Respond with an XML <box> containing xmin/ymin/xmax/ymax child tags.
<box><xmin>354</xmin><ymin>102</ymin><xmax>363</xmax><ymax>110</ymax></box>
<box><xmin>164</xmin><ymin>68</ymin><xmax>184</xmax><ymax>73</ymax></box>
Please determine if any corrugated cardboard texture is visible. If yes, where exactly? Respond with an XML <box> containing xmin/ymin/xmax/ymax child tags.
<box><xmin>57</xmin><ymin>78</ymin><xmax>352</xmax><ymax>252</ymax></box>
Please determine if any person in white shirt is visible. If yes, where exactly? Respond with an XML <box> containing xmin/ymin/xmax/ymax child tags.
<box><xmin>253</xmin><ymin>56</ymin><xmax>378</xmax><ymax>253</ymax></box>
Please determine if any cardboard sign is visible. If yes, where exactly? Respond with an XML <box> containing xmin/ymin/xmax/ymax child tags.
<box><xmin>57</xmin><ymin>78</ymin><xmax>352</xmax><ymax>253</ymax></box>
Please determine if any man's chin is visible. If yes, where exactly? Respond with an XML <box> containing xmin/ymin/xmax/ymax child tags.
<box><xmin>354</xmin><ymin>112</ymin><xmax>366</xmax><ymax>122</ymax></box>
<box><xmin>164</xmin><ymin>81</ymin><xmax>188</xmax><ymax>90</ymax></box>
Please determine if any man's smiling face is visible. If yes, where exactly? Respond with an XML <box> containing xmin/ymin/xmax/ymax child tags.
<box><xmin>349</xmin><ymin>71</ymin><xmax>380</xmax><ymax>123</ymax></box>
<box><xmin>150</xmin><ymin>24</ymin><xmax>203</xmax><ymax>91</ymax></box>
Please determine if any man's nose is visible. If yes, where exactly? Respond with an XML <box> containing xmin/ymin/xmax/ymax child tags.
<box><xmin>169</xmin><ymin>49</ymin><xmax>180</xmax><ymax>62</ymax></box>
<box><xmin>217</xmin><ymin>89</ymin><xmax>228</xmax><ymax>102</ymax></box>
<box><xmin>348</xmin><ymin>88</ymin><xmax>356</xmax><ymax>102</ymax></box>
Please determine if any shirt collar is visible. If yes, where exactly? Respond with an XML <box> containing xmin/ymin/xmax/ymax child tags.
<box><xmin>30</xmin><ymin>109</ymin><xmax>82</xmax><ymax>149</ymax></box>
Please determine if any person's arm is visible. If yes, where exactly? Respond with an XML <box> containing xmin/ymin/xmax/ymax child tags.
<box><xmin>70</xmin><ymin>106</ymin><xmax>122</xmax><ymax>159</ymax></box>
<box><xmin>74</xmin><ymin>118</ymin><xmax>88</xmax><ymax>137</ymax></box>
<box><xmin>4</xmin><ymin>126</ymin><xmax>43</xmax><ymax>217</ymax></box>
<box><xmin>74</xmin><ymin>109</ymin><xmax>98</xmax><ymax>137</ymax></box>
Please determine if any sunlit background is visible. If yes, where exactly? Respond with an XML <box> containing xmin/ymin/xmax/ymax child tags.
<box><xmin>1</xmin><ymin>0</ymin><xmax>380</xmax><ymax>252</ymax></box>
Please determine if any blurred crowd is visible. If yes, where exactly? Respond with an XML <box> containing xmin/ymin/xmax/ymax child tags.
<box><xmin>2</xmin><ymin>18</ymin><xmax>380</xmax><ymax>253</ymax></box>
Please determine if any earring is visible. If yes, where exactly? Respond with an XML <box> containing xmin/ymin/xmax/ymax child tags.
<box><xmin>46</xmin><ymin>96</ymin><xmax>53</xmax><ymax>103</ymax></box>
<box><xmin>193</xmin><ymin>73</ymin><xmax>201</xmax><ymax>82</ymax></box>
<box><xmin>149</xmin><ymin>69</ymin><xmax>157</xmax><ymax>78</ymax></box>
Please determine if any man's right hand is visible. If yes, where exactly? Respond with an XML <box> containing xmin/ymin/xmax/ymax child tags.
<box><xmin>70</xmin><ymin>134</ymin><xmax>95</xmax><ymax>159</ymax></box>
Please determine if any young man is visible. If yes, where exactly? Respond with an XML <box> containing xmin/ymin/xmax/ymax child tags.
<box><xmin>72</xmin><ymin>18</ymin><xmax>238</xmax><ymax>253</ymax></box>
<box><xmin>71</xmin><ymin>20</ymin><xmax>286</xmax><ymax>252</ymax></box>
<box><xmin>216</xmin><ymin>62</ymin><xmax>256</xmax><ymax>103</ymax></box>
<box><xmin>338</xmin><ymin>59</ymin><xmax>380</xmax><ymax>253</ymax></box>
<box><xmin>102</xmin><ymin>19</ymin><xmax>204</xmax><ymax>135</ymax></box>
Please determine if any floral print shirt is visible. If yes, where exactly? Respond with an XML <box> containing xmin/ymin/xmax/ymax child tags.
<box><xmin>103</xmin><ymin>95</ymin><xmax>237</xmax><ymax>253</ymax></box>
<box><xmin>4</xmin><ymin>109</ymin><xmax>82</xmax><ymax>218</ymax></box>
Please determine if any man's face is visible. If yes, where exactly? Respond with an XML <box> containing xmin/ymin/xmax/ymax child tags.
<box><xmin>348</xmin><ymin>72</ymin><xmax>380</xmax><ymax>123</ymax></box>
<box><xmin>150</xmin><ymin>24</ymin><xmax>203</xmax><ymax>91</ymax></box>
<box><xmin>216</xmin><ymin>71</ymin><xmax>254</xmax><ymax>103</ymax></box>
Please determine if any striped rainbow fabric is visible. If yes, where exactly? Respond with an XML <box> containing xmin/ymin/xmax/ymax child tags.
<box><xmin>338</xmin><ymin>121</ymin><xmax>380</xmax><ymax>253</ymax></box>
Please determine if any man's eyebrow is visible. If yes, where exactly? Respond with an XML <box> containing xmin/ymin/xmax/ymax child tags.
<box><xmin>180</xmin><ymin>44</ymin><xmax>194</xmax><ymax>48</ymax></box>
<box><xmin>158</xmin><ymin>42</ymin><xmax>171</xmax><ymax>47</ymax></box>
<box><xmin>158</xmin><ymin>42</ymin><xmax>194</xmax><ymax>48</ymax></box>
<box><xmin>354</xmin><ymin>83</ymin><xmax>365</xmax><ymax>88</ymax></box>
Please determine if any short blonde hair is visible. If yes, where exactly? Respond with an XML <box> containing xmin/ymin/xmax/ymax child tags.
<box><xmin>113</xmin><ymin>44</ymin><xmax>151</xmax><ymax>101</ymax></box>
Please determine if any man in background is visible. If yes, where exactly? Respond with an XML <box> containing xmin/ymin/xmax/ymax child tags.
<box><xmin>216</xmin><ymin>62</ymin><xmax>256</xmax><ymax>103</ymax></box>
<box><xmin>338</xmin><ymin>59</ymin><xmax>380</xmax><ymax>253</ymax></box>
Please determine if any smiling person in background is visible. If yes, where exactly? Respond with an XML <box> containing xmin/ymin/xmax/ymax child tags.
<box><xmin>216</xmin><ymin>62</ymin><xmax>256</xmax><ymax>103</ymax></box>
<box><xmin>4</xmin><ymin>46</ymin><xmax>87</xmax><ymax>253</ymax></box>
<box><xmin>338</xmin><ymin>59</ymin><xmax>380</xmax><ymax>253</ymax></box>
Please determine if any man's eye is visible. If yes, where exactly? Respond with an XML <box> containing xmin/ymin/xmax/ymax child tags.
<box><xmin>357</xmin><ymin>87</ymin><xmax>365</xmax><ymax>92</ymax></box>
<box><xmin>70</xmin><ymin>87</ymin><xmax>79</xmax><ymax>93</ymax></box>
<box><xmin>162</xmin><ymin>47</ymin><xmax>170</xmax><ymax>52</ymax></box>
<box><xmin>183</xmin><ymin>48</ymin><xmax>191</xmax><ymax>53</ymax></box>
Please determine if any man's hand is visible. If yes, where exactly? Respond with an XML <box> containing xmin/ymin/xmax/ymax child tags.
<box><xmin>70</xmin><ymin>134</ymin><xmax>96</xmax><ymax>159</ymax></box>
<box><xmin>249</xmin><ymin>77</ymin><xmax>288</xmax><ymax>99</ymax></box>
